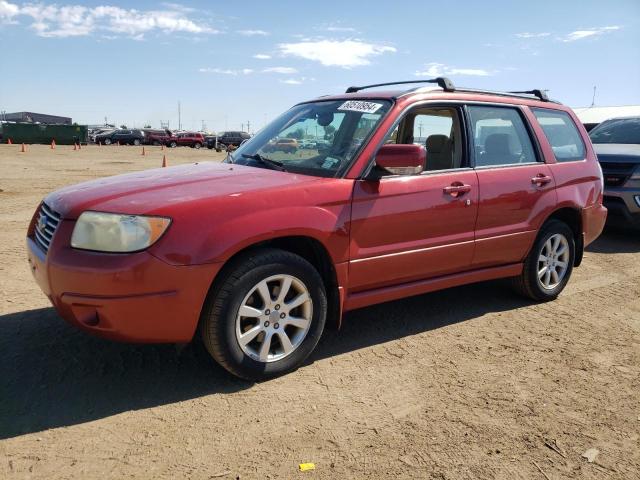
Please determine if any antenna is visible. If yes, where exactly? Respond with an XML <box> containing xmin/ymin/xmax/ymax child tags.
<box><xmin>591</xmin><ymin>86</ymin><xmax>597</xmax><ymax>107</ymax></box>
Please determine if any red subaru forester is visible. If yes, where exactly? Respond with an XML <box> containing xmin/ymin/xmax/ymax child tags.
<box><xmin>27</xmin><ymin>78</ymin><xmax>607</xmax><ymax>380</ymax></box>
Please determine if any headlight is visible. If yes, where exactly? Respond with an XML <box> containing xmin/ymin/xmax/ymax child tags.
<box><xmin>71</xmin><ymin>211</ymin><xmax>171</xmax><ymax>253</ymax></box>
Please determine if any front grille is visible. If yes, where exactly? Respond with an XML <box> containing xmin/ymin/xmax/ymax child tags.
<box><xmin>599</xmin><ymin>162</ymin><xmax>636</xmax><ymax>188</ymax></box>
<box><xmin>33</xmin><ymin>203</ymin><xmax>61</xmax><ymax>254</ymax></box>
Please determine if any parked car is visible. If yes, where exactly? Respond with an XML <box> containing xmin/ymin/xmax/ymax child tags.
<box><xmin>214</xmin><ymin>131</ymin><xmax>251</xmax><ymax>151</ymax></box>
<box><xmin>264</xmin><ymin>137</ymin><xmax>298</xmax><ymax>153</ymax></box>
<box><xmin>94</xmin><ymin>129</ymin><xmax>145</xmax><ymax>146</ymax></box>
<box><xmin>589</xmin><ymin>116</ymin><xmax>640</xmax><ymax>230</ymax></box>
<box><xmin>144</xmin><ymin>129</ymin><xmax>172</xmax><ymax>145</ymax></box>
<box><xmin>166</xmin><ymin>132</ymin><xmax>205</xmax><ymax>148</ymax></box>
<box><xmin>27</xmin><ymin>77</ymin><xmax>606</xmax><ymax>380</ymax></box>
<box><xmin>89</xmin><ymin>128</ymin><xmax>115</xmax><ymax>143</ymax></box>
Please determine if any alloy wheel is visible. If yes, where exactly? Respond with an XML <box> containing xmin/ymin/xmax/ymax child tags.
<box><xmin>537</xmin><ymin>233</ymin><xmax>570</xmax><ymax>290</ymax></box>
<box><xmin>235</xmin><ymin>274</ymin><xmax>313</xmax><ymax>363</ymax></box>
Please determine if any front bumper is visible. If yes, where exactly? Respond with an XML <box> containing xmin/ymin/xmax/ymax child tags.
<box><xmin>26</xmin><ymin>219</ymin><xmax>221</xmax><ymax>343</ymax></box>
<box><xmin>603</xmin><ymin>179</ymin><xmax>640</xmax><ymax>230</ymax></box>
<box><xmin>603</xmin><ymin>194</ymin><xmax>640</xmax><ymax>230</ymax></box>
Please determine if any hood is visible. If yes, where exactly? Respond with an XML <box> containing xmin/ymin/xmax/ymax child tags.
<box><xmin>45</xmin><ymin>162</ymin><xmax>323</xmax><ymax>219</ymax></box>
<box><xmin>593</xmin><ymin>143</ymin><xmax>640</xmax><ymax>162</ymax></box>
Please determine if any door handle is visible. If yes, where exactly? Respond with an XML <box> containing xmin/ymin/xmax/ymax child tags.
<box><xmin>531</xmin><ymin>174</ymin><xmax>552</xmax><ymax>186</ymax></box>
<box><xmin>443</xmin><ymin>183</ymin><xmax>472</xmax><ymax>197</ymax></box>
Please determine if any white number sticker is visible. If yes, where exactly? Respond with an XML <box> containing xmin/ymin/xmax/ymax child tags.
<box><xmin>338</xmin><ymin>101</ymin><xmax>383</xmax><ymax>114</ymax></box>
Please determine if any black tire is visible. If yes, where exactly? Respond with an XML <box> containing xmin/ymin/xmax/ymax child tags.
<box><xmin>169</xmin><ymin>141</ymin><xmax>177</xmax><ymax>148</ymax></box>
<box><xmin>194</xmin><ymin>142</ymin><xmax>202</xmax><ymax>149</ymax></box>
<box><xmin>512</xmin><ymin>219</ymin><xmax>575</xmax><ymax>301</ymax></box>
<box><xmin>133</xmin><ymin>139</ymin><xmax>141</xmax><ymax>146</ymax></box>
<box><xmin>104</xmin><ymin>138</ymin><xmax>112</xmax><ymax>145</ymax></box>
<box><xmin>199</xmin><ymin>248</ymin><xmax>327</xmax><ymax>381</ymax></box>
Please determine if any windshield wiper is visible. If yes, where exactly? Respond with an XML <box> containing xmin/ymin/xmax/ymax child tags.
<box><xmin>241</xmin><ymin>153</ymin><xmax>287</xmax><ymax>172</ymax></box>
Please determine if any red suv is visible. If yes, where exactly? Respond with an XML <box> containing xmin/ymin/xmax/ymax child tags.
<box><xmin>26</xmin><ymin>78</ymin><xmax>606</xmax><ymax>380</ymax></box>
<box><xmin>166</xmin><ymin>132</ymin><xmax>205</xmax><ymax>148</ymax></box>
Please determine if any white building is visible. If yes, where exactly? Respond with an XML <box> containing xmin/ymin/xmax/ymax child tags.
<box><xmin>572</xmin><ymin>105</ymin><xmax>640</xmax><ymax>130</ymax></box>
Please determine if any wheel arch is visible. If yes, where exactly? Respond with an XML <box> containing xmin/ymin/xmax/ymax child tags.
<box><xmin>542</xmin><ymin>206</ymin><xmax>583</xmax><ymax>266</ymax></box>
<box><xmin>204</xmin><ymin>235</ymin><xmax>342</xmax><ymax>330</ymax></box>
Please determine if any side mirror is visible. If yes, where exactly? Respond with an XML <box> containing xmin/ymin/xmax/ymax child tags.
<box><xmin>374</xmin><ymin>144</ymin><xmax>425</xmax><ymax>176</ymax></box>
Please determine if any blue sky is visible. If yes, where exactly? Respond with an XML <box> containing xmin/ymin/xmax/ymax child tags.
<box><xmin>0</xmin><ymin>0</ymin><xmax>638</xmax><ymax>132</ymax></box>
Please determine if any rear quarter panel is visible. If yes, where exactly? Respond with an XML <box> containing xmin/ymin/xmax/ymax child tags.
<box><xmin>524</xmin><ymin>106</ymin><xmax>604</xmax><ymax>241</ymax></box>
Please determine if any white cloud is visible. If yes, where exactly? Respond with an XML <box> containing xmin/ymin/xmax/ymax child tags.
<box><xmin>414</xmin><ymin>62</ymin><xmax>491</xmax><ymax>77</ymax></box>
<box><xmin>262</xmin><ymin>66</ymin><xmax>298</xmax><ymax>74</ymax></box>
<box><xmin>0</xmin><ymin>0</ymin><xmax>19</xmax><ymax>22</ymax></box>
<box><xmin>253</xmin><ymin>53</ymin><xmax>271</xmax><ymax>60</ymax></box>
<box><xmin>0</xmin><ymin>1</ymin><xmax>217</xmax><ymax>37</ymax></box>
<box><xmin>238</xmin><ymin>29</ymin><xmax>269</xmax><ymax>36</ymax></box>
<box><xmin>326</xmin><ymin>26</ymin><xmax>356</xmax><ymax>32</ymax></box>
<box><xmin>561</xmin><ymin>25</ymin><xmax>621</xmax><ymax>42</ymax></box>
<box><xmin>199</xmin><ymin>67</ymin><xmax>253</xmax><ymax>75</ymax></box>
<box><xmin>279</xmin><ymin>76</ymin><xmax>315</xmax><ymax>85</ymax></box>
<box><xmin>278</xmin><ymin>39</ymin><xmax>396</xmax><ymax>68</ymax></box>
<box><xmin>515</xmin><ymin>32</ymin><xmax>551</xmax><ymax>38</ymax></box>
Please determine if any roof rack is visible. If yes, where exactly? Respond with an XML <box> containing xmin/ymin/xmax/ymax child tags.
<box><xmin>345</xmin><ymin>77</ymin><xmax>455</xmax><ymax>94</ymax></box>
<box><xmin>508</xmin><ymin>89</ymin><xmax>549</xmax><ymax>102</ymax></box>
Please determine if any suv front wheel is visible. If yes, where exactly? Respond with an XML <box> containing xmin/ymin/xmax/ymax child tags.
<box><xmin>200</xmin><ymin>248</ymin><xmax>327</xmax><ymax>380</ymax></box>
<box><xmin>512</xmin><ymin>219</ymin><xmax>575</xmax><ymax>301</ymax></box>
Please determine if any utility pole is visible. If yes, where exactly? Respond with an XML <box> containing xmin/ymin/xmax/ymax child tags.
<box><xmin>241</xmin><ymin>123</ymin><xmax>244</xmax><ymax>132</ymax></box>
<box><xmin>418</xmin><ymin>122</ymin><xmax>423</xmax><ymax>139</ymax></box>
<box><xmin>201</xmin><ymin>120</ymin><xmax>206</xmax><ymax>132</ymax></box>
<box><xmin>591</xmin><ymin>86</ymin><xmax>597</xmax><ymax>107</ymax></box>
<box><xmin>178</xmin><ymin>101</ymin><xmax>182</xmax><ymax>131</ymax></box>
<box><xmin>247</xmin><ymin>120</ymin><xmax>251</xmax><ymax>133</ymax></box>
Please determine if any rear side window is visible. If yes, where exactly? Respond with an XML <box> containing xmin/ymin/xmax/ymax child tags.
<box><xmin>468</xmin><ymin>106</ymin><xmax>538</xmax><ymax>167</ymax></box>
<box><xmin>532</xmin><ymin>108</ymin><xmax>585</xmax><ymax>162</ymax></box>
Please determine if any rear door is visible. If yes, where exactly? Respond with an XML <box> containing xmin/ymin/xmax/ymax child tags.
<box><xmin>468</xmin><ymin>104</ymin><xmax>556</xmax><ymax>268</ymax></box>
<box><xmin>349</xmin><ymin>104</ymin><xmax>479</xmax><ymax>291</ymax></box>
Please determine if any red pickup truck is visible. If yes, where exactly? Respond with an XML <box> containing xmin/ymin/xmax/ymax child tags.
<box><xmin>27</xmin><ymin>77</ymin><xmax>606</xmax><ymax>380</ymax></box>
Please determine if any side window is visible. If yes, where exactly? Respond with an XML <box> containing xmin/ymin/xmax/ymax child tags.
<box><xmin>532</xmin><ymin>108</ymin><xmax>586</xmax><ymax>162</ymax></box>
<box><xmin>384</xmin><ymin>107</ymin><xmax>464</xmax><ymax>171</ymax></box>
<box><xmin>468</xmin><ymin>106</ymin><xmax>538</xmax><ymax>167</ymax></box>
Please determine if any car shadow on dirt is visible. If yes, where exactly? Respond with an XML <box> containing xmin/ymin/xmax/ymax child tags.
<box><xmin>0</xmin><ymin>307</ymin><xmax>248</xmax><ymax>440</ymax></box>
<box><xmin>0</xmin><ymin>279</ymin><xmax>533</xmax><ymax>440</ymax></box>
<box><xmin>585</xmin><ymin>228</ymin><xmax>640</xmax><ymax>254</ymax></box>
<box><xmin>314</xmin><ymin>279</ymin><xmax>533</xmax><ymax>362</ymax></box>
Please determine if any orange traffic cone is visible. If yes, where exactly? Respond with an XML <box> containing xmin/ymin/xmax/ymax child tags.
<box><xmin>20</xmin><ymin>143</ymin><xmax>26</xmax><ymax>153</ymax></box>
<box><xmin>141</xmin><ymin>146</ymin><xmax>146</xmax><ymax>156</ymax></box>
<box><xmin>7</xmin><ymin>138</ymin><xmax>12</xmax><ymax>145</ymax></box>
<box><xmin>73</xmin><ymin>143</ymin><xmax>77</xmax><ymax>151</ymax></box>
<box><xmin>162</xmin><ymin>155</ymin><xmax>168</xmax><ymax>167</ymax></box>
<box><xmin>161</xmin><ymin>144</ymin><xmax>165</xmax><ymax>151</ymax></box>
<box><xmin>51</xmin><ymin>139</ymin><xmax>56</xmax><ymax>149</ymax></box>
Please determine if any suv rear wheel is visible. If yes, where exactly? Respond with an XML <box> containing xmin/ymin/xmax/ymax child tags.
<box><xmin>194</xmin><ymin>142</ymin><xmax>202</xmax><ymax>149</ymax></box>
<box><xmin>512</xmin><ymin>219</ymin><xmax>575</xmax><ymax>301</ymax></box>
<box><xmin>200</xmin><ymin>248</ymin><xmax>327</xmax><ymax>380</ymax></box>
<box><xmin>133</xmin><ymin>139</ymin><xmax>141</xmax><ymax>146</ymax></box>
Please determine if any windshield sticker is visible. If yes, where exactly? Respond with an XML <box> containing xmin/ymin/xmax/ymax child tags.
<box><xmin>338</xmin><ymin>100</ymin><xmax>383</xmax><ymax>114</ymax></box>
<box><xmin>321</xmin><ymin>157</ymin><xmax>340</xmax><ymax>169</ymax></box>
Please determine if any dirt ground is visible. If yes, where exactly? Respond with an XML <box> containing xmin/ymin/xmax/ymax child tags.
<box><xmin>0</xmin><ymin>144</ymin><xmax>639</xmax><ymax>479</ymax></box>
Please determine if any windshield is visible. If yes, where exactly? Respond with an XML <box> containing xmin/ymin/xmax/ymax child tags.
<box><xmin>589</xmin><ymin>117</ymin><xmax>640</xmax><ymax>144</ymax></box>
<box><xmin>228</xmin><ymin>99</ymin><xmax>392</xmax><ymax>177</ymax></box>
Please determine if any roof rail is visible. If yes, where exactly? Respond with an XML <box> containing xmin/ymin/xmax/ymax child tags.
<box><xmin>508</xmin><ymin>89</ymin><xmax>549</xmax><ymax>102</ymax></box>
<box><xmin>345</xmin><ymin>77</ymin><xmax>455</xmax><ymax>94</ymax></box>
